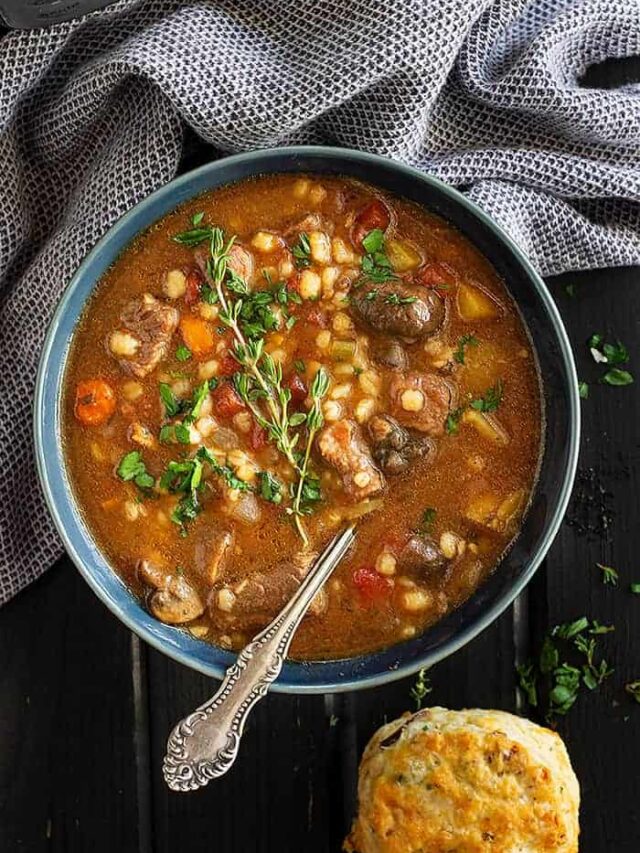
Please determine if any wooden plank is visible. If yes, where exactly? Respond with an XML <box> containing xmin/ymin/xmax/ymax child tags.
<box><xmin>528</xmin><ymin>266</ymin><xmax>640</xmax><ymax>852</ymax></box>
<box><xmin>0</xmin><ymin>558</ymin><xmax>143</xmax><ymax>853</ymax></box>
<box><xmin>146</xmin><ymin>650</ymin><xmax>346</xmax><ymax>852</ymax></box>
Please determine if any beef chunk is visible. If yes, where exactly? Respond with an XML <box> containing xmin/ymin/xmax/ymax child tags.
<box><xmin>317</xmin><ymin>420</ymin><xmax>385</xmax><ymax>500</ymax></box>
<box><xmin>389</xmin><ymin>372</ymin><xmax>457</xmax><ymax>436</ymax></box>
<box><xmin>351</xmin><ymin>280</ymin><xmax>444</xmax><ymax>340</ymax></box>
<box><xmin>368</xmin><ymin>415</ymin><xmax>436</xmax><ymax>474</ymax></box>
<box><xmin>111</xmin><ymin>293</ymin><xmax>179</xmax><ymax>379</ymax></box>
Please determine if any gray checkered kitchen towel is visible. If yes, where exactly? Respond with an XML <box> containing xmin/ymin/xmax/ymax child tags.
<box><xmin>1</xmin><ymin>0</ymin><xmax>639</xmax><ymax>604</ymax></box>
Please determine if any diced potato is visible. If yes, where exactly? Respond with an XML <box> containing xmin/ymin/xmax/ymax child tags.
<box><xmin>332</xmin><ymin>311</ymin><xmax>354</xmax><ymax>334</ymax></box>
<box><xmin>465</xmin><ymin>489</ymin><xmax>525</xmax><ymax>534</ymax></box>
<box><xmin>462</xmin><ymin>409</ymin><xmax>509</xmax><ymax>445</ymax></box>
<box><xmin>386</xmin><ymin>238</ymin><xmax>422</xmax><ymax>272</ymax></box>
<box><xmin>457</xmin><ymin>283</ymin><xmax>501</xmax><ymax>321</ymax></box>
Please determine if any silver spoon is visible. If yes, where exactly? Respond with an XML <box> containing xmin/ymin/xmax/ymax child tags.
<box><xmin>163</xmin><ymin>523</ymin><xmax>356</xmax><ymax>791</ymax></box>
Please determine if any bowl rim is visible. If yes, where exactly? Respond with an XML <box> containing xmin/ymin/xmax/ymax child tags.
<box><xmin>34</xmin><ymin>145</ymin><xmax>580</xmax><ymax>693</ymax></box>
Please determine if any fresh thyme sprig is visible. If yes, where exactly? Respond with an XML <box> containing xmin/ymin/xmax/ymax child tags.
<box><xmin>289</xmin><ymin>367</ymin><xmax>329</xmax><ymax>542</ymax></box>
<box><xmin>204</xmin><ymin>226</ymin><xmax>323</xmax><ymax>543</ymax></box>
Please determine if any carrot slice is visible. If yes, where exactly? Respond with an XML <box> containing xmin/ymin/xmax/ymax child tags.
<box><xmin>179</xmin><ymin>314</ymin><xmax>215</xmax><ymax>355</ymax></box>
<box><xmin>74</xmin><ymin>379</ymin><xmax>116</xmax><ymax>426</ymax></box>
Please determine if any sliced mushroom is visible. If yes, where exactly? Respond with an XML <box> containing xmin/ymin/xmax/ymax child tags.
<box><xmin>399</xmin><ymin>534</ymin><xmax>449</xmax><ymax>578</ymax></box>
<box><xmin>371</xmin><ymin>339</ymin><xmax>408</xmax><ymax>372</ymax></box>
<box><xmin>351</xmin><ymin>280</ymin><xmax>444</xmax><ymax>340</ymax></box>
<box><xmin>368</xmin><ymin>415</ymin><xmax>436</xmax><ymax>475</ymax></box>
<box><xmin>138</xmin><ymin>559</ymin><xmax>204</xmax><ymax>624</ymax></box>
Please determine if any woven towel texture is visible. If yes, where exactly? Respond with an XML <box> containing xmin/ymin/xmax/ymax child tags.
<box><xmin>1</xmin><ymin>0</ymin><xmax>639</xmax><ymax>604</ymax></box>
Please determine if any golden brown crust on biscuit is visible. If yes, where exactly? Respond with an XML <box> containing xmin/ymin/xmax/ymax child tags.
<box><xmin>345</xmin><ymin>707</ymin><xmax>580</xmax><ymax>853</ymax></box>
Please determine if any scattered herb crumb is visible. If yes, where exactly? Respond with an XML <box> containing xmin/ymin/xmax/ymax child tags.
<box><xmin>410</xmin><ymin>668</ymin><xmax>432</xmax><ymax>709</ymax></box>
<box><xmin>631</xmin><ymin>583</ymin><xmax>640</xmax><ymax>595</ymax></box>
<box><xmin>453</xmin><ymin>333</ymin><xmax>479</xmax><ymax>365</ymax></box>
<box><xmin>602</xmin><ymin>367</ymin><xmax>633</xmax><ymax>387</ymax></box>
<box><xmin>626</xmin><ymin>681</ymin><xmax>640</xmax><ymax>704</ymax></box>
<box><xmin>578</xmin><ymin>381</ymin><xmax>589</xmax><ymax>399</ymax></box>
<box><xmin>596</xmin><ymin>562</ymin><xmax>619</xmax><ymax>586</ymax></box>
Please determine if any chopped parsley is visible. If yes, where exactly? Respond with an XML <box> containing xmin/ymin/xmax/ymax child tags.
<box><xmin>564</xmin><ymin>282</ymin><xmax>576</xmax><ymax>297</ymax></box>
<box><xmin>384</xmin><ymin>292</ymin><xmax>417</xmax><ymax>306</ymax></box>
<box><xmin>631</xmin><ymin>583</ymin><xmax>640</xmax><ymax>595</ymax></box>
<box><xmin>453</xmin><ymin>333</ymin><xmax>479</xmax><ymax>365</ymax></box>
<box><xmin>360</xmin><ymin>229</ymin><xmax>398</xmax><ymax>285</ymax></box>
<box><xmin>589</xmin><ymin>334</ymin><xmax>629</xmax><ymax>366</ymax></box>
<box><xmin>516</xmin><ymin>662</ymin><xmax>538</xmax><ymax>706</ymax></box>
<box><xmin>445</xmin><ymin>407</ymin><xmax>464</xmax><ymax>435</ymax></box>
<box><xmin>578</xmin><ymin>381</ymin><xmax>589</xmax><ymax>399</ymax></box>
<box><xmin>259</xmin><ymin>471</ymin><xmax>283</xmax><ymax>504</ymax></box>
<box><xmin>587</xmin><ymin>334</ymin><xmax>634</xmax><ymax>386</ymax></box>
<box><xmin>602</xmin><ymin>367</ymin><xmax>633</xmax><ymax>386</ymax></box>
<box><xmin>626</xmin><ymin>681</ymin><xmax>640</xmax><ymax>704</ymax></box>
<box><xmin>192</xmin><ymin>211</ymin><xmax>205</xmax><ymax>226</ymax></box>
<box><xmin>517</xmin><ymin>617</ymin><xmax>615</xmax><ymax>721</ymax></box>
<box><xmin>291</xmin><ymin>232</ymin><xmax>311</xmax><ymax>269</ymax></box>
<box><xmin>175</xmin><ymin>344</ymin><xmax>192</xmax><ymax>362</ymax></box>
<box><xmin>116</xmin><ymin>451</ymin><xmax>155</xmax><ymax>491</ymax></box>
<box><xmin>596</xmin><ymin>562</ymin><xmax>619</xmax><ymax>586</ymax></box>
<box><xmin>159</xmin><ymin>382</ymin><xmax>186</xmax><ymax>418</ymax></box>
<box><xmin>419</xmin><ymin>507</ymin><xmax>437</xmax><ymax>532</ymax></box>
<box><xmin>470</xmin><ymin>379</ymin><xmax>503</xmax><ymax>413</ymax></box>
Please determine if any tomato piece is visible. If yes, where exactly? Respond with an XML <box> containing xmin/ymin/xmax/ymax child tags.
<box><xmin>74</xmin><ymin>379</ymin><xmax>116</xmax><ymax>426</ymax></box>
<box><xmin>184</xmin><ymin>269</ymin><xmax>203</xmax><ymax>305</ymax></box>
<box><xmin>287</xmin><ymin>372</ymin><xmax>308</xmax><ymax>404</ymax></box>
<box><xmin>218</xmin><ymin>354</ymin><xmax>238</xmax><ymax>377</ymax></box>
<box><xmin>415</xmin><ymin>261</ymin><xmax>458</xmax><ymax>296</ymax></box>
<box><xmin>352</xmin><ymin>567</ymin><xmax>393</xmax><ymax>604</ymax></box>
<box><xmin>250</xmin><ymin>420</ymin><xmax>268</xmax><ymax>450</ymax></box>
<box><xmin>353</xmin><ymin>199</ymin><xmax>391</xmax><ymax>245</ymax></box>
<box><xmin>212</xmin><ymin>383</ymin><xmax>245</xmax><ymax>418</ymax></box>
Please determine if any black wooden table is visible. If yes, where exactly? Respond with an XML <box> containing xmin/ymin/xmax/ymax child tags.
<box><xmin>2</xmin><ymin>58</ymin><xmax>640</xmax><ymax>853</ymax></box>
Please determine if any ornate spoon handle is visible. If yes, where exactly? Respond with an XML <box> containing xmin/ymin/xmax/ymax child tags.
<box><xmin>163</xmin><ymin>524</ymin><xmax>356</xmax><ymax>792</ymax></box>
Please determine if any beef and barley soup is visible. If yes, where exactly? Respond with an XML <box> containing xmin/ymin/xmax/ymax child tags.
<box><xmin>63</xmin><ymin>174</ymin><xmax>542</xmax><ymax>659</ymax></box>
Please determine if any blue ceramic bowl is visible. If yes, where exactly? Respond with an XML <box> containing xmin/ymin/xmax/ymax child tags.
<box><xmin>34</xmin><ymin>147</ymin><xmax>579</xmax><ymax>693</ymax></box>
